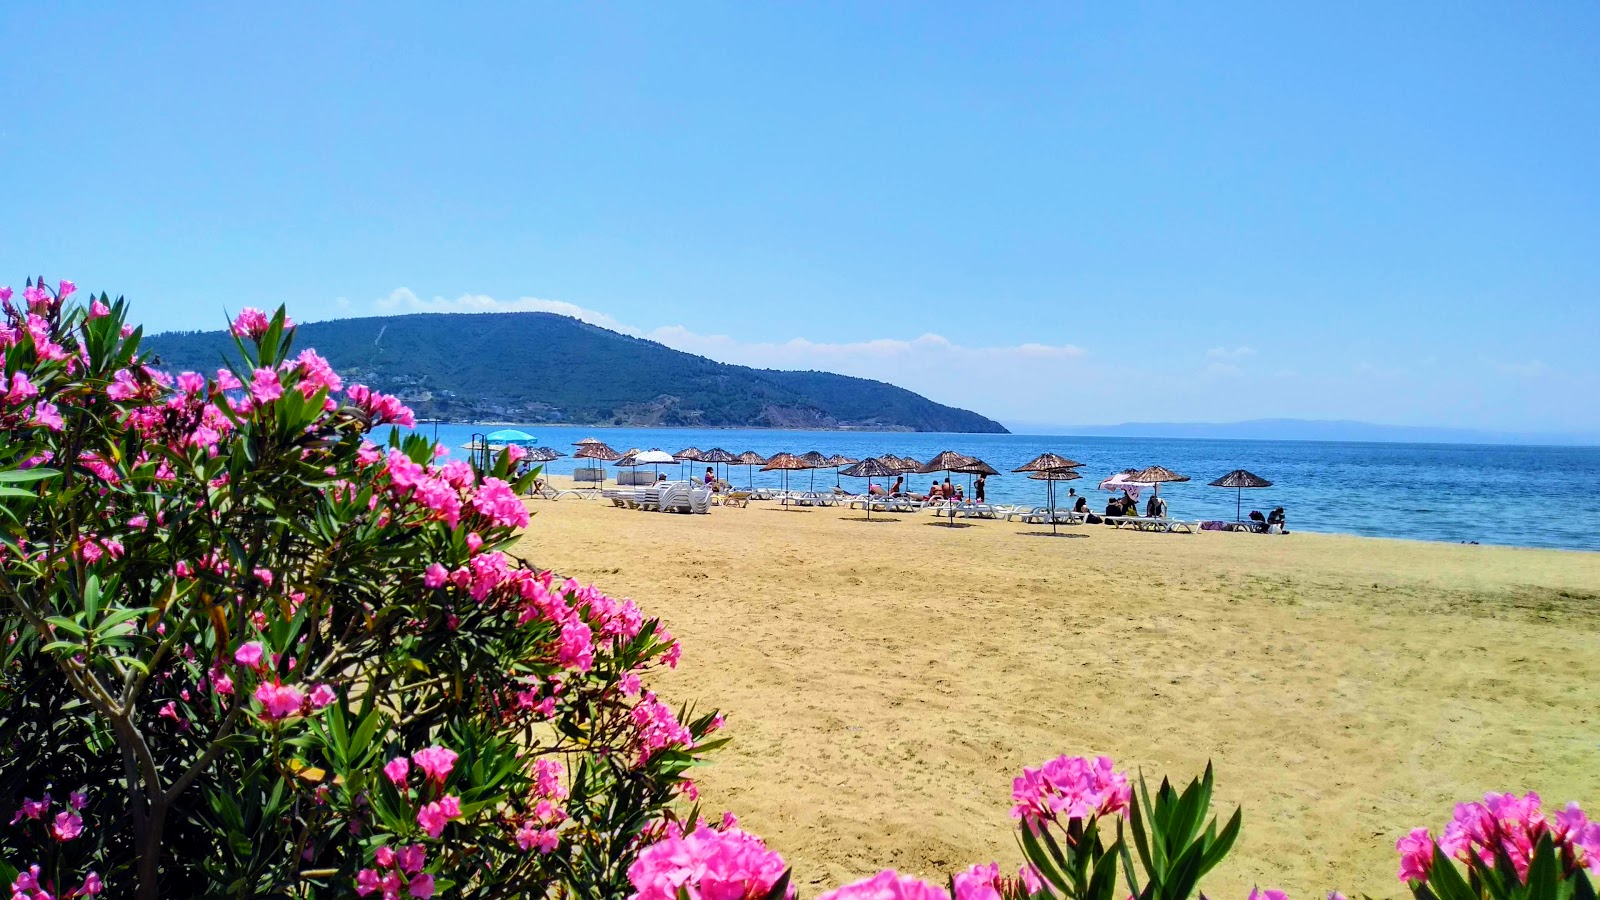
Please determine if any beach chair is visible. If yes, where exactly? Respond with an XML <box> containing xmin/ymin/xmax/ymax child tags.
<box><xmin>723</xmin><ymin>491</ymin><xmax>751</xmax><ymax>508</ymax></box>
<box><xmin>635</xmin><ymin>487</ymin><xmax>662</xmax><ymax>511</ymax></box>
<box><xmin>688</xmin><ymin>486</ymin><xmax>712</xmax><ymax>514</ymax></box>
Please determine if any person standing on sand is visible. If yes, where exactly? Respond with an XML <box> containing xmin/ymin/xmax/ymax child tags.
<box><xmin>974</xmin><ymin>474</ymin><xmax>986</xmax><ymax>502</ymax></box>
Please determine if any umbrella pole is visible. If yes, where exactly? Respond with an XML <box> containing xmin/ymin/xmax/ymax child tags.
<box><xmin>867</xmin><ymin>476</ymin><xmax>872</xmax><ymax>521</ymax></box>
<box><xmin>1051</xmin><ymin>480</ymin><xmax>1058</xmax><ymax>536</ymax></box>
<box><xmin>1237</xmin><ymin>487</ymin><xmax>1242</xmax><ymax>522</ymax></box>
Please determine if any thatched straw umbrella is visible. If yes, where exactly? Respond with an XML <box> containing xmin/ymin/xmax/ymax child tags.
<box><xmin>798</xmin><ymin>451</ymin><xmax>828</xmax><ymax>491</ymax></box>
<box><xmin>573</xmin><ymin>436</ymin><xmax>606</xmax><ymax>448</ymax></box>
<box><xmin>761</xmin><ymin>452</ymin><xmax>812</xmax><ymax>499</ymax></box>
<box><xmin>1209</xmin><ymin>469</ymin><xmax>1273</xmax><ymax>522</ymax></box>
<box><xmin>573</xmin><ymin>443</ymin><xmax>622</xmax><ymax>486</ymax></box>
<box><xmin>699</xmin><ymin>448</ymin><xmax>738</xmax><ymax>484</ymax></box>
<box><xmin>1027</xmin><ymin>470</ymin><xmax>1084</xmax><ymax>536</ymax></box>
<box><xmin>1012</xmin><ymin>453</ymin><xmax>1087</xmax><ymax>535</ymax></box>
<box><xmin>839</xmin><ymin>457</ymin><xmax>897</xmax><ymax>521</ymax></box>
<box><xmin>918</xmin><ymin>450</ymin><xmax>977</xmax><ymax>526</ymax></box>
<box><xmin>673</xmin><ymin>447</ymin><xmax>703</xmax><ymax>481</ymax></box>
<box><xmin>825</xmin><ymin>454</ymin><xmax>859</xmax><ymax>487</ymax></box>
<box><xmin>951</xmin><ymin>458</ymin><xmax>999</xmax><ymax>499</ymax></box>
<box><xmin>1130</xmin><ymin>465</ymin><xmax>1190</xmax><ymax>498</ymax></box>
<box><xmin>735</xmin><ymin>451</ymin><xmax>768</xmax><ymax>489</ymax></box>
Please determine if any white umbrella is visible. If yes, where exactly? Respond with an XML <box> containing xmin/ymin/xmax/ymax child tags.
<box><xmin>631</xmin><ymin>448</ymin><xmax>676</xmax><ymax>479</ymax></box>
<box><xmin>1098</xmin><ymin>469</ymin><xmax>1144</xmax><ymax>500</ymax></box>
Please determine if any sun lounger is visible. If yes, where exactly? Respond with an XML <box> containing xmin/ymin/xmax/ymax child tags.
<box><xmin>723</xmin><ymin>491</ymin><xmax>751</xmax><ymax>508</ymax></box>
<box><xmin>688</xmin><ymin>486</ymin><xmax>712</xmax><ymax>514</ymax></box>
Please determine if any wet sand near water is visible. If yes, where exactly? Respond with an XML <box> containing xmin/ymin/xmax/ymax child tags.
<box><xmin>514</xmin><ymin>484</ymin><xmax>1600</xmax><ymax>898</ymax></box>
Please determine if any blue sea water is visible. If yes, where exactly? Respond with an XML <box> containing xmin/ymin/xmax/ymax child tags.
<box><xmin>401</xmin><ymin>424</ymin><xmax>1600</xmax><ymax>552</ymax></box>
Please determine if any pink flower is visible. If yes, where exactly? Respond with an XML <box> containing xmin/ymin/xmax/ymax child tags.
<box><xmin>1010</xmin><ymin>755</ymin><xmax>1130</xmax><ymax>827</ymax></box>
<box><xmin>815</xmin><ymin>870</ymin><xmax>945</xmax><ymax>900</ymax></box>
<box><xmin>79</xmin><ymin>871</ymin><xmax>103</xmax><ymax>896</ymax></box>
<box><xmin>630</xmin><ymin>694</ymin><xmax>694</xmax><ymax>763</ymax></box>
<box><xmin>29</xmin><ymin>401</ymin><xmax>63</xmax><ymax>431</ymax></box>
<box><xmin>397</xmin><ymin>845</ymin><xmax>426</xmax><ymax>874</ymax></box>
<box><xmin>309</xmin><ymin>684</ymin><xmax>337</xmax><ymax>709</ymax></box>
<box><xmin>408</xmin><ymin>874</ymin><xmax>435</xmax><ymax>898</ymax></box>
<box><xmin>953</xmin><ymin>863</ymin><xmax>1002</xmax><ymax>900</ymax></box>
<box><xmin>620</xmin><ymin>673</ymin><xmax>642</xmax><ymax>697</ymax></box>
<box><xmin>11</xmin><ymin>865</ymin><xmax>41</xmax><ymax>893</ymax></box>
<box><xmin>1248</xmin><ymin>890</ymin><xmax>1288</xmax><ymax>900</ymax></box>
<box><xmin>58</xmin><ymin>279</ymin><xmax>76</xmax><ymax>298</ymax></box>
<box><xmin>254</xmin><ymin>681</ymin><xmax>306</xmax><ymax>720</ymax></box>
<box><xmin>356</xmin><ymin>868</ymin><xmax>382</xmax><ymax>896</ymax></box>
<box><xmin>235</xmin><ymin>641</ymin><xmax>265</xmax><ymax>668</ymax></box>
<box><xmin>412</xmin><ymin>746</ymin><xmax>458</xmax><ymax>784</ymax></box>
<box><xmin>51</xmin><ymin>809</ymin><xmax>83</xmax><ymax>840</ymax></box>
<box><xmin>89</xmin><ymin>299</ymin><xmax>110</xmax><ymax>319</ymax></box>
<box><xmin>416</xmin><ymin>797</ymin><xmax>461</xmax><ymax>838</ymax></box>
<box><xmin>105</xmin><ymin>368</ymin><xmax>139</xmax><ymax>400</ymax></box>
<box><xmin>384</xmin><ymin>757</ymin><xmax>410</xmax><ymax>786</ymax></box>
<box><xmin>1396</xmin><ymin>827</ymin><xmax>1435</xmax><ymax>882</ymax></box>
<box><xmin>231</xmin><ymin>308</ymin><xmax>270</xmax><ymax>339</ymax></box>
<box><xmin>375</xmin><ymin>846</ymin><xmax>397</xmax><ymax>868</ymax></box>
<box><xmin>16</xmin><ymin>795</ymin><xmax>50</xmax><ymax>822</ymax></box>
<box><xmin>69</xmin><ymin>791</ymin><xmax>88</xmax><ymax>810</ymax></box>
<box><xmin>1019</xmin><ymin>865</ymin><xmax>1043</xmax><ymax>895</ymax></box>
<box><xmin>6</xmin><ymin>371</ymin><xmax>39</xmax><ymax>404</ymax></box>
<box><xmin>423</xmin><ymin>564</ymin><xmax>448</xmax><ymax>589</ymax></box>
<box><xmin>250</xmin><ymin>368</ymin><xmax>282</xmax><ymax>404</ymax></box>
<box><xmin>628</xmin><ymin>825</ymin><xmax>793</xmax><ymax>900</ymax></box>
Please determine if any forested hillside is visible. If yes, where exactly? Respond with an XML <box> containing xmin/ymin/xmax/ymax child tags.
<box><xmin>145</xmin><ymin>312</ymin><xmax>1008</xmax><ymax>432</ymax></box>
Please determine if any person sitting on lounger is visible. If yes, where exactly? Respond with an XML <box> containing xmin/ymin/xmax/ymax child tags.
<box><xmin>943</xmin><ymin>477</ymin><xmax>955</xmax><ymax>498</ymax></box>
<box><xmin>1267</xmin><ymin>507</ymin><xmax>1287</xmax><ymax>533</ymax></box>
<box><xmin>1073</xmin><ymin>496</ymin><xmax>1089</xmax><ymax>514</ymax></box>
<box><xmin>928</xmin><ymin>481</ymin><xmax>943</xmax><ymax>499</ymax></box>
<box><xmin>869</xmin><ymin>483</ymin><xmax>886</xmax><ymax>496</ymax></box>
<box><xmin>1145</xmin><ymin>494</ymin><xmax>1168</xmax><ymax>518</ymax></box>
<box><xmin>1105</xmin><ymin>497</ymin><xmax>1122</xmax><ymax>519</ymax></box>
<box><xmin>656</xmin><ymin>473</ymin><xmax>668</xmax><ymax>484</ymax></box>
<box><xmin>1249</xmin><ymin>510</ymin><xmax>1267</xmax><ymax>532</ymax></box>
<box><xmin>953</xmin><ymin>484</ymin><xmax>965</xmax><ymax>501</ymax></box>
<box><xmin>705</xmin><ymin>467</ymin><xmax>716</xmax><ymax>485</ymax></box>
<box><xmin>890</xmin><ymin>476</ymin><xmax>904</xmax><ymax>496</ymax></box>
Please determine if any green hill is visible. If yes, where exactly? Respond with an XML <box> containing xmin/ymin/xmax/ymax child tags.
<box><xmin>144</xmin><ymin>312</ymin><xmax>1009</xmax><ymax>433</ymax></box>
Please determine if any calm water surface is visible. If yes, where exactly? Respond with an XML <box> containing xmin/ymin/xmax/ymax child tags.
<box><xmin>399</xmin><ymin>424</ymin><xmax>1600</xmax><ymax>552</ymax></box>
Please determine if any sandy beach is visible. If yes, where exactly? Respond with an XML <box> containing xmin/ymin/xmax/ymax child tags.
<box><xmin>514</xmin><ymin>485</ymin><xmax>1600</xmax><ymax>899</ymax></box>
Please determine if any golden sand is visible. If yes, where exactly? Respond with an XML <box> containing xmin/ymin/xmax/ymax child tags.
<box><xmin>513</xmin><ymin>487</ymin><xmax>1600</xmax><ymax>898</ymax></box>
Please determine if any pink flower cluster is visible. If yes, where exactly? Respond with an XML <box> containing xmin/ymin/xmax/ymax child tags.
<box><xmin>1010</xmin><ymin>755</ymin><xmax>1131</xmax><ymax>827</ymax></box>
<box><xmin>1398</xmin><ymin>792</ymin><xmax>1600</xmax><ymax>883</ymax></box>
<box><xmin>816</xmin><ymin>871</ymin><xmax>948</xmax><ymax>900</ymax></box>
<box><xmin>348</xmin><ymin>384</ymin><xmax>416</xmax><ymax>427</ymax></box>
<box><xmin>10</xmin><ymin>864</ymin><xmax>102</xmax><ymax>899</ymax></box>
<box><xmin>627</xmin><ymin>824</ymin><xmax>792</xmax><ymax>900</ymax></box>
<box><xmin>513</xmin><ymin>757</ymin><xmax>570</xmax><ymax>855</ymax></box>
<box><xmin>356</xmin><ymin>844</ymin><xmax>432</xmax><ymax>899</ymax></box>
<box><xmin>630</xmin><ymin>693</ymin><xmax>695</xmax><ymax>764</ymax></box>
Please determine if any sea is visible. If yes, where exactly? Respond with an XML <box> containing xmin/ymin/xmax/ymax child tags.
<box><xmin>398</xmin><ymin>424</ymin><xmax>1600</xmax><ymax>552</ymax></box>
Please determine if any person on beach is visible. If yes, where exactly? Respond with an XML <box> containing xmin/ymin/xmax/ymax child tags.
<box><xmin>704</xmin><ymin>466</ymin><xmax>716</xmax><ymax>486</ymax></box>
<box><xmin>974</xmin><ymin>474</ymin><xmax>987</xmax><ymax>502</ymax></box>
<box><xmin>1249</xmin><ymin>509</ymin><xmax>1267</xmax><ymax>532</ymax></box>
<box><xmin>943</xmin><ymin>477</ymin><xmax>954</xmax><ymax>498</ymax></box>
<box><xmin>928</xmin><ymin>481</ymin><xmax>943</xmax><ymax>499</ymax></box>
<box><xmin>1268</xmin><ymin>507</ymin><xmax>1288</xmax><ymax>533</ymax></box>
<box><xmin>1073</xmin><ymin>495</ymin><xmax>1089</xmax><ymax>514</ymax></box>
<box><xmin>953</xmin><ymin>484</ymin><xmax>965</xmax><ymax>501</ymax></box>
<box><xmin>890</xmin><ymin>476</ymin><xmax>904</xmax><ymax>496</ymax></box>
<box><xmin>1145</xmin><ymin>494</ymin><xmax>1168</xmax><ymax>518</ymax></box>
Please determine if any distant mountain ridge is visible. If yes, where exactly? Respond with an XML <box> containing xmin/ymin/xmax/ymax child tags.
<box><xmin>1006</xmin><ymin>417</ymin><xmax>1599</xmax><ymax>446</ymax></box>
<box><xmin>145</xmin><ymin>312</ymin><xmax>1009</xmax><ymax>433</ymax></box>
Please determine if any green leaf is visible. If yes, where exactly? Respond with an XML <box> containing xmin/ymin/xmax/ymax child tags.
<box><xmin>1524</xmin><ymin>833</ymin><xmax>1559</xmax><ymax>900</ymax></box>
<box><xmin>1198</xmin><ymin>807</ymin><xmax>1242</xmax><ymax>879</ymax></box>
<box><xmin>45</xmin><ymin>616</ymin><xmax>87</xmax><ymax>637</ymax></box>
<box><xmin>1428</xmin><ymin>847</ymin><xmax>1480</xmax><ymax>900</ymax></box>
<box><xmin>0</xmin><ymin>468</ymin><xmax>62</xmax><ymax>484</ymax></box>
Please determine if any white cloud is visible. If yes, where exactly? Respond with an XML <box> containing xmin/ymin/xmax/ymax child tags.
<box><xmin>370</xmin><ymin>288</ymin><xmax>641</xmax><ymax>336</ymax></box>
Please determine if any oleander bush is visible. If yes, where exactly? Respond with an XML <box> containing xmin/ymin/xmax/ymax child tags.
<box><xmin>2</xmin><ymin>278</ymin><xmax>1596</xmax><ymax>900</ymax></box>
<box><xmin>0</xmin><ymin>280</ymin><xmax>719</xmax><ymax>899</ymax></box>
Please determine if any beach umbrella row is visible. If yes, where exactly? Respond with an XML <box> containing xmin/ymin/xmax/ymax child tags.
<box><xmin>1013</xmin><ymin>452</ymin><xmax>1087</xmax><ymax>535</ymax></box>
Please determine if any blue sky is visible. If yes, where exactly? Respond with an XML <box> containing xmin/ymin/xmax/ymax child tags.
<box><xmin>3</xmin><ymin>3</ymin><xmax>1596</xmax><ymax>433</ymax></box>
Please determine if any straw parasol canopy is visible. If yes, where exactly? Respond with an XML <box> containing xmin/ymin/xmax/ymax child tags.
<box><xmin>573</xmin><ymin>442</ymin><xmax>622</xmax><ymax>486</ymax></box>
<box><xmin>825</xmin><ymin>454</ymin><xmax>859</xmax><ymax>487</ymax></box>
<box><xmin>796</xmin><ymin>451</ymin><xmax>825</xmax><ymax>486</ymax></box>
<box><xmin>839</xmin><ymin>457</ymin><xmax>898</xmax><ymax>520</ymax></box>
<box><xmin>1028</xmin><ymin>469</ymin><xmax>1083</xmax><ymax>536</ymax></box>
<box><xmin>1012</xmin><ymin>453</ymin><xmax>1085</xmax><ymax>473</ymax></box>
<box><xmin>952</xmin><ymin>459</ymin><xmax>998</xmax><ymax>476</ymax></box>
<box><xmin>698</xmin><ymin>447</ymin><xmax>738</xmax><ymax>483</ymax></box>
<box><xmin>1130</xmin><ymin>465</ymin><xmax>1190</xmax><ymax>500</ymax></box>
<box><xmin>526</xmin><ymin>446</ymin><xmax>565</xmax><ymax>462</ymax></box>
<box><xmin>735</xmin><ymin>450</ymin><xmax>769</xmax><ymax>488</ymax></box>
<box><xmin>673</xmin><ymin>447</ymin><xmax>703</xmax><ymax>461</ymax></box>
<box><xmin>918</xmin><ymin>451</ymin><xmax>977</xmax><ymax>526</ymax></box>
<box><xmin>573</xmin><ymin>436</ymin><xmax>606</xmax><ymax>447</ymax></box>
<box><xmin>1209</xmin><ymin>469</ymin><xmax>1273</xmax><ymax>522</ymax></box>
<box><xmin>761</xmin><ymin>452</ymin><xmax>812</xmax><ymax>496</ymax></box>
